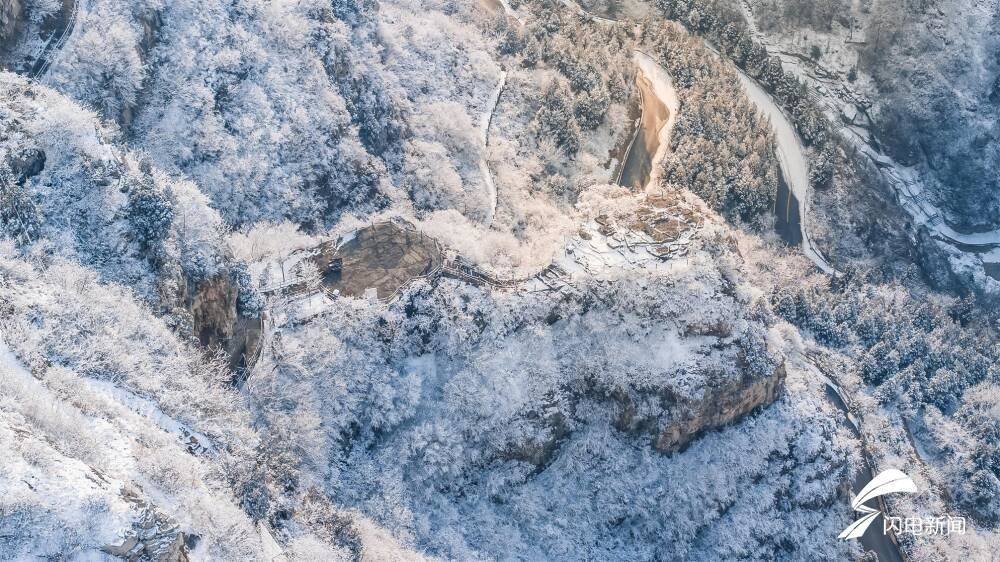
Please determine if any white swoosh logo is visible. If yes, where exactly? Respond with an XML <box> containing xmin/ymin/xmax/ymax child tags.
<box><xmin>839</xmin><ymin>469</ymin><xmax>917</xmax><ymax>540</ymax></box>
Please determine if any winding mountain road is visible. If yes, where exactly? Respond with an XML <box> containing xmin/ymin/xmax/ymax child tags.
<box><xmin>562</xmin><ymin>2</ymin><xmax>840</xmax><ymax>275</ymax></box>
<box><xmin>738</xmin><ymin>1</ymin><xmax>1000</xmax><ymax>262</ymax></box>
<box><xmin>734</xmin><ymin>70</ymin><xmax>840</xmax><ymax>275</ymax></box>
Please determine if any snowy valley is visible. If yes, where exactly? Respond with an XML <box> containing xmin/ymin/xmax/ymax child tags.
<box><xmin>0</xmin><ymin>0</ymin><xmax>997</xmax><ymax>560</ymax></box>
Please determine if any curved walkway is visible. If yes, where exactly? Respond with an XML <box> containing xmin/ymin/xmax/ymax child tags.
<box><xmin>479</xmin><ymin>70</ymin><xmax>506</xmax><ymax>227</ymax></box>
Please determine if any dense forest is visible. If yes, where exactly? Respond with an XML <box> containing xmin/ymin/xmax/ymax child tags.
<box><xmin>747</xmin><ymin>0</ymin><xmax>1000</xmax><ymax>232</ymax></box>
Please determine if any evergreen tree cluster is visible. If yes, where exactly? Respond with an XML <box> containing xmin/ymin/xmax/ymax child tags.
<box><xmin>642</xmin><ymin>22</ymin><xmax>779</xmax><ymax>226</ymax></box>
<box><xmin>0</xmin><ymin>163</ymin><xmax>40</xmax><ymax>246</ymax></box>
<box><xmin>769</xmin><ymin>272</ymin><xmax>1000</xmax><ymax>524</ymax></box>
<box><xmin>656</xmin><ymin>0</ymin><xmax>836</xmax><ymax>189</ymax></box>
<box><xmin>122</xmin><ymin>170</ymin><xmax>174</xmax><ymax>253</ymax></box>
<box><xmin>493</xmin><ymin>4</ymin><xmax>635</xmax><ymax>155</ymax></box>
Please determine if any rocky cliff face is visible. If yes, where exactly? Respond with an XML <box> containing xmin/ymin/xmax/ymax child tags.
<box><xmin>506</xmin><ymin>362</ymin><xmax>788</xmax><ymax>471</ymax></box>
<box><xmin>181</xmin><ymin>271</ymin><xmax>262</xmax><ymax>373</ymax></box>
<box><xmin>0</xmin><ymin>0</ymin><xmax>23</xmax><ymax>50</ymax></box>
<box><xmin>188</xmin><ymin>273</ymin><xmax>237</xmax><ymax>350</ymax></box>
<box><xmin>650</xmin><ymin>363</ymin><xmax>787</xmax><ymax>453</ymax></box>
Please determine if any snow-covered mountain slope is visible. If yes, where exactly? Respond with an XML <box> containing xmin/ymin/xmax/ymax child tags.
<box><xmin>0</xmin><ymin>73</ymin><xmax>227</xmax><ymax>300</ymax></box>
<box><xmin>745</xmin><ymin>0</ymin><xmax>1000</xmax><ymax>233</ymax></box>
<box><xmin>0</xmin><ymin>251</ymin><xmax>265</xmax><ymax>559</ymax></box>
<box><xmin>0</xmin><ymin>0</ymin><xmax>997</xmax><ymax>560</ymax></box>
<box><xmin>247</xmin><ymin>231</ymin><xmax>864</xmax><ymax>560</ymax></box>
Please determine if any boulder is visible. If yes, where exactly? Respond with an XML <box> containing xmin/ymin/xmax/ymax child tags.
<box><xmin>103</xmin><ymin>487</ymin><xmax>192</xmax><ymax>562</ymax></box>
<box><xmin>6</xmin><ymin>148</ymin><xmax>45</xmax><ymax>184</ymax></box>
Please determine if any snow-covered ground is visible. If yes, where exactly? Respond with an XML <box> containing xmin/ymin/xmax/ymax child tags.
<box><xmin>559</xmin><ymin>0</ymin><xmax>619</xmax><ymax>24</ymax></box>
<box><xmin>543</xmin><ymin>219</ymin><xmax>698</xmax><ymax>283</ymax></box>
<box><xmin>0</xmin><ymin>334</ymin><xmax>268</xmax><ymax>559</ymax></box>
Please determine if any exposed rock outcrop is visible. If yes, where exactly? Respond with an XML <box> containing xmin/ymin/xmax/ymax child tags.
<box><xmin>7</xmin><ymin>147</ymin><xmax>45</xmax><ymax>182</ymax></box>
<box><xmin>502</xmin><ymin>361</ymin><xmax>787</xmax><ymax>471</ymax></box>
<box><xmin>102</xmin><ymin>486</ymin><xmax>193</xmax><ymax>562</ymax></box>
<box><xmin>0</xmin><ymin>0</ymin><xmax>23</xmax><ymax>49</ymax></box>
<box><xmin>913</xmin><ymin>226</ymin><xmax>965</xmax><ymax>293</ymax></box>
<box><xmin>181</xmin><ymin>271</ymin><xmax>262</xmax><ymax>372</ymax></box>
<box><xmin>188</xmin><ymin>273</ymin><xmax>238</xmax><ymax>351</ymax></box>
<box><xmin>504</xmin><ymin>410</ymin><xmax>569</xmax><ymax>470</ymax></box>
<box><xmin>652</xmin><ymin>363</ymin><xmax>786</xmax><ymax>453</ymax></box>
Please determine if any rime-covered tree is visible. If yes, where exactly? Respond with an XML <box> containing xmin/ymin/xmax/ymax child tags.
<box><xmin>534</xmin><ymin>79</ymin><xmax>581</xmax><ymax>156</ymax></box>
<box><xmin>122</xmin><ymin>171</ymin><xmax>174</xmax><ymax>253</ymax></box>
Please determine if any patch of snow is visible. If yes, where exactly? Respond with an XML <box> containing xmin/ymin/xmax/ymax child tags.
<box><xmin>85</xmin><ymin>379</ymin><xmax>216</xmax><ymax>455</ymax></box>
<box><xmin>258</xmin><ymin>521</ymin><xmax>287</xmax><ymax>562</ymax></box>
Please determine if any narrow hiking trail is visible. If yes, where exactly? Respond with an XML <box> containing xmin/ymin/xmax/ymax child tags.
<box><xmin>479</xmin><ymin>70</ymin><xmax>506</xmax><ymax>227</ymax></box>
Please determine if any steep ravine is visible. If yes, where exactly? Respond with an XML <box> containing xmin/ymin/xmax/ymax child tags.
<box><xmin>0</xmin><ymin>0</ymin><xmax>23</xmax><ymax>49</ymax></box>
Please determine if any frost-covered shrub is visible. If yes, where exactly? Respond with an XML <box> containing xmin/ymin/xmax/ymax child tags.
<box><xmin>38</xmin><ymin>0</ymin><xmax>394</xmax><ymax>228</ymax></box>
<box><xmin>533</xmin><ymin>79</ymin><xmax>581</xmax><ymax>156</ymax></box>
<box><xmin>122</xmin><ymin>172</ymin><xmax>173</xmax><ymax>253</ymax></box>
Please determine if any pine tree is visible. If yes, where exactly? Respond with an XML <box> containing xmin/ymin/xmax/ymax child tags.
<box><xmin>534</xmin><ymin>79</ymin><xmax>581</xmax><ymax>156</ymax></box>
<box><xmin>0</xmin><ymin>164</ymin><xmax>40</xmax><ymax>246</ymax></box>
<box><xmin>574</xmin><ymin>84</ymin><xmax>610</xmax><ymax>130</ymax></box>
<box><xmin>123</xmin><ymin>172</ymin><xmax>174</xmax><ymax>252</ymax></box>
